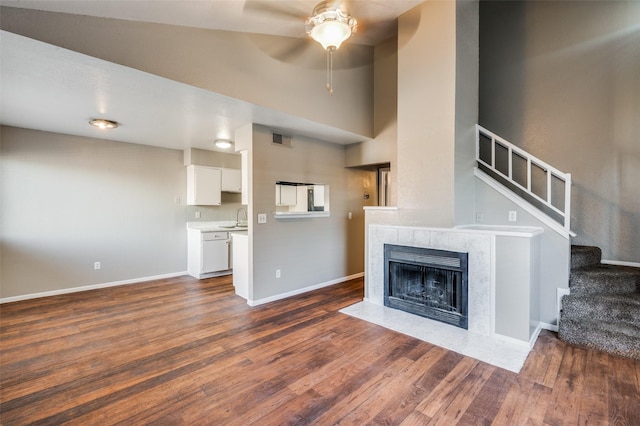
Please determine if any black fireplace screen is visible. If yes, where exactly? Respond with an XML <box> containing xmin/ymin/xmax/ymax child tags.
<box><xmin>384</xmin><ymin>245</ymin><xmax>468</xmax><ymax>329</ymax></box>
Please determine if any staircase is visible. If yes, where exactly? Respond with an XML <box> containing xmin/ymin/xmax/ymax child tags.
<box><xmin>559</xmin><ymin>245</ymin><xmax>640</xmax><ymax>360</ymax></box>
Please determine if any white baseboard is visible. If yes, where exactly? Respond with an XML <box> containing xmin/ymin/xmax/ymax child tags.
<box><xmin>529</xmin><ymin>322</ymin><xmax>543</xmax><ymax>347</ymax></box>
<box><xmin>247</xmin><ymin>272</ymin><xmax>365</xmax><ymax>307</ymax></box>
<box><xmin>491</xmin><ymin>321</ymin><xmax>542</xmax><ymax>349</ymax></box>
<box><xmin>0</xmin><ymin>271</ymin><xmax>188</xmax><ymax>304</ymax></box>
<box><xmin>602</xmin><ymin>259</ymin><xmax>640</xmax><ymax>268</ymax></box>
<box><xmin>540</xmin><ymin>321</ymin><xmax>559</xmax><ymax>332</ymax></box>
<box><xmin>556</xmin><ymin>287</ymin><xmax>570</xmax><ymax>331</ymax></box>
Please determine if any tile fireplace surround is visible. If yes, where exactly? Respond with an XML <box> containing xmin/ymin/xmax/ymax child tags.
<box><xmin>341</xmin><ymin>224</ymin><xmax>537</xmax><ymax>373</ymax></box>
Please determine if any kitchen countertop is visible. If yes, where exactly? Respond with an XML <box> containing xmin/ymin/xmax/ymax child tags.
<box><xmin>187</xmin><ymin>221</ymin><xmax>248</xmax><ymax>232</ymax></box>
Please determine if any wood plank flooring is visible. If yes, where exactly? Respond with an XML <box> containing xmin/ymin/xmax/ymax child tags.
<box><xmin>1</xmin><ymin>275</ymin><xmax>639</xmax><ymax>425</ymax></box>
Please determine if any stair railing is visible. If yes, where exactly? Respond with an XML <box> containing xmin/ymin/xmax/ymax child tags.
<box><xmin>476</xmin><ymin>125</ymin><xmax>572</xmax><ymax>232</ymax></box>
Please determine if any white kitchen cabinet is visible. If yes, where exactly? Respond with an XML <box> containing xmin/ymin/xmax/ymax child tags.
<box><xmin>221</xmin><ymin>168</ymin><xmax>242</xmax><ymax>193</ymax></box>
<box><xmin>276</xmin><ymin>184</ymin><xmax>297</xmax><ymax>206</ymax></box>
<box><xmin>241</xmin><ymin>151</ymin><xmax>248</xmax><ymax>205</ymax></box>
<box><xmin>187</xmin><ymin>165</ymin><xmax>221</xmax><ymax>206</ymax></box>
<box><xmin>312</xmin><ymin>185</ymin><xmax>325</xmax><ymax>208</ymax></box>
<box><xmin>232</xmin><ymin>233</ymin><xmax>248</xmax><ymax>299</ymax></box>
<box><xmin>187</xmin><ymin>229</ymin><xmax>231</xmax><ymax>278</ymax></box>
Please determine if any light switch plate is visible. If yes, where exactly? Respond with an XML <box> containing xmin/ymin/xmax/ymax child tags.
<box><xmin>258</xmin><ymin>213</ymin><xmax>267</xmax><ymax>224</ymax></box>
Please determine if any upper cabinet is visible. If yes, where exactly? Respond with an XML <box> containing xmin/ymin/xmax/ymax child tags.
<box><xmin>187</xmin><ymin>165</ymin><xmax>221</xmax><ymax>206</ymax></box>
<box><xmin>275</xmin><ymin>183</ymin><xmax>297</xmax><ymax>206</ymax></box>
<box><xmin>221</xmin><ymin>168</ymin><xmax>242</xmax><ymax>193</ymax></box>
<box><xmin>274</xmin><ymin>181</ymin><xmax>330</xmax><ymax>218</ymax></box>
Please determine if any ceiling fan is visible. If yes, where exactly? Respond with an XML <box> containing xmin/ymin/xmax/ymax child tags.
<box><xmin>242</xmin><ymin>0</ymin><xmax>388</xmax><ymax>95</ymax></box>
<box><xmin>305</xmin><ymin>1</ymin><xmax>357</xmax><ymax>94</ymax></box>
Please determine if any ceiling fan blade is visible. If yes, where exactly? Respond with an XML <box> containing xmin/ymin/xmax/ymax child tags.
<box><xmin>242</xmin><ymin>1</ymin><xmax>382</xmax><ymax>70</ymax></box>
<box><xmin>248</xmin><ymin>34</ymin><xmax>313</xmax><ymax>62</ymax></box>
<box><xmin>243</xmin><ymin>0</ymin><xmax>308</xmax><ymax>21</ymax></box>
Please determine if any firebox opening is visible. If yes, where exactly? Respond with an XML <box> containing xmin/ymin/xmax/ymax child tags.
<box><xmin>384</xmin><ymin>245</ymin><xmax>469</xmax><ymax>329</ymax></box>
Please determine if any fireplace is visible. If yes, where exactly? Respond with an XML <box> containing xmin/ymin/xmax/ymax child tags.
<box><xmin>384</xmin><ymin>244</ymin><xmax>469</xmax><ymax>329</ymax></box>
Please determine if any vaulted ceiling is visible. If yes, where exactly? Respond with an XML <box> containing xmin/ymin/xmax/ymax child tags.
<box><xmin>0</xmin><ymin>1</ymin><xmax>423</xmax><ymax>151</ymax></box>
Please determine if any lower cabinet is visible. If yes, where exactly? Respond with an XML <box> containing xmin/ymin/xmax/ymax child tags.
<box><xmin>232</xmin><ymin>233</ymin><xmax>248</xmax><ymax>300</ymax></box>
<box><xmin>187</xmin><ymin>230</ymin><xmax>231</xmax><ymax>278</ymax></box>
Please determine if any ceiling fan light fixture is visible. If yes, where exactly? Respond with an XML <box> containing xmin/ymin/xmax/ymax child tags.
<box><xmin>305</xmin><ymin>2</ymin><xmax>357</xmax><ymax>51</ymax></box>
<box><xmin>89</xmin><ymin>118</ymin><xmax>119</xmax><ymax>129</ymax></box>
<box><xmin>214</xmin><ymin>139</ymin><xmax>233</xmax><ymax>149</ymax></box>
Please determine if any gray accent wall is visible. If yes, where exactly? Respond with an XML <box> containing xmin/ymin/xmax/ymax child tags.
<box><xmin>479</xmin><ymin>1</ymin><xmax>640</xmax><ymax>262</ymax></box>
<box><xmin>0</xmin><ymin>126</ymin><xmax>187</xmax><ymax>298</ymax></box>
<box><xmin>250</xmin><ymin>125</ymin><xmax>373</xmax><ymax>302</ymax></box>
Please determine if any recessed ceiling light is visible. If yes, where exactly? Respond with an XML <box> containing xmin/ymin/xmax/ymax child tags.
<box><xmin>214</xmin><ymin>139</ymin><xmax>233</xmax><ymax>149</ymax></box>
<box><xmin>89</xmin><ymin>118</ymin><xmax>119</xmax><ymax>129</ymax></box>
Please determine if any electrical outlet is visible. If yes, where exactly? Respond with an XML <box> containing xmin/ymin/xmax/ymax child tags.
<box><xmin>174</xmin><ymin>196</ymin><xmax>181</xmax><ymax>204</ymax></box>
<box><xmin>258</xmin><ymin>213</ymin><xmax>267</xmax><ymax>224</ymax></box>
<box><xmin>94</xmin><ymin>262</ymin><xmax>101</xmax><ymax>270</ymax></box>
<box><xmin>195</xmin><ymin>211</ymin><xmax>201</xmax><ymax>219</ymax></box>
<box><xmin>475</xmin><ymin>212</ymin><xmax>484</xmax><ymax>223</ymax></box>
<box><xmin>508</xmin><ymin>211</ymin><xmax>517</xmax><ymax>222</ymax></box>
<box><xmin>348</xmin><ymin>212</ymin><xmax>353</xmax><ymax>220</ymax></box>
<box><xmin>275</xmin><ymin>269</ymin><xmax>281</xmax><ymax>278</ymax></box>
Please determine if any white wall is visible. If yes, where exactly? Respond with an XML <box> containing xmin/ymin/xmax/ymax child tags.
<box><xmin>0</xmin><ymin>126</ymin><xmax>187</xmax><ymax>298</ymax></box>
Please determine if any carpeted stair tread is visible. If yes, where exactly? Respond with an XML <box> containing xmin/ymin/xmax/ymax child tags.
<box><xmin>571</xmin><ymin>245</ymin><xmax>602</xmax><ymax>270</ymax></box>
<box><xmin>562</xmin><ymin>293</ymin><xmax>640</xmax><ymax>327</ymax></box>
<box><xmin>569</xmin><ymin>264</ymin><xmax>640</xmax><ymax>295</ymax></box>
<box><xmin>558</xmin><ymin>318</ymin><xmax>640</xmax><ymax>360</ymax></box>
<box><xmin>561</xmin><ymin>245</ymin><xmax>640</xmax><ymax>359</ymax></box>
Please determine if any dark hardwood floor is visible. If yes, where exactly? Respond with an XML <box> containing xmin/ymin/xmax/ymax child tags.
<box><xmin>1</xmin><ymin>275</ymin><xmax>639</xmax><ymax>425</ymax></box>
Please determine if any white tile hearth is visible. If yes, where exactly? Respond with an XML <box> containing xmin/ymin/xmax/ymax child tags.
<box><xmin>358</xmin><ymin>224</ymin><xmax>540</xmax><ymax>373</ymax></box>
<box><xmin>340</xmin><ymin>301</ymin><xmax>531</xmax><ymax>373</ymax></box>
<box><xmin>366</xmin><ymin>225</ymin><xmax>494</xmax><ymax>336</ymax></box>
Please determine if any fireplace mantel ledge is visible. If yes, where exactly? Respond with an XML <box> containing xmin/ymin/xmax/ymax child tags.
<box><xmin>370</xmin><ymin>223</ymin><xmax>543</xmax><ymax>238</ymax></box>
<box><xmin>454</xmin><ymin>224</ymin><xmax>544</xmax><ymax>237</ymax></box>
<box><xmin>363</xmin><ymin>206</ymin><xmax>398</xmax><ymax>211</ymax></box>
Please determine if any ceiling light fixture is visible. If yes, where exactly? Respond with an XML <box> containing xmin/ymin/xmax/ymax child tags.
<box><xmin>305</xmin><ymin>1</ymin><xmax>357</xmax><ymax>95</ymax></box>
<box><xmin>214</xmin><ymin>139</ymin><xmax>233</xmax><ymax>149</ymax></box>
<box><xmin>89</xmin><ymin>118</ymin><xmax>119</xmax><ymax>129</ymax></box>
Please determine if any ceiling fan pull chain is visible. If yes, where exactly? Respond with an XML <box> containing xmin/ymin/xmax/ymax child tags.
<box><xmin>327</xmin><ymin>47</ymin><xmax>334</xmax><ymax>96</ymax></box>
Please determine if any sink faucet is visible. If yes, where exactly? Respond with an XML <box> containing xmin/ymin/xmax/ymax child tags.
<box><xmin>236</xmin><ymin>207</ymin><xmax>248</xmax><ymax>226</ymax></box>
